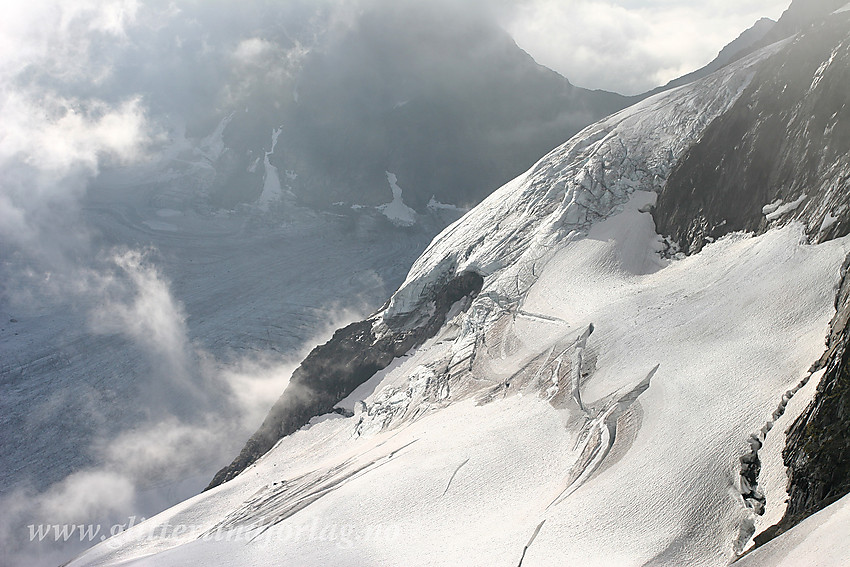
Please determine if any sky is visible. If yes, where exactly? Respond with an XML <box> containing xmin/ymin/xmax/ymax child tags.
<box><xmin>503</xmin><ymin>0</ymin><xmax>791</xmax><ymax>94</ymax></box>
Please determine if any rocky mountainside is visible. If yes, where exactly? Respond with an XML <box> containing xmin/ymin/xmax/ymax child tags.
<box><xmin>654</xmin><ymin>12</ymin><xmax>850</xmax><ymax>253</ymax></box>
<box><xmin>751</xmin><ymin>252</ymin><xmax>850</xmax><ymax>546</ymax></box>
<box><xmin>207</xmin><ymin>271</ymin><xmax>484</xmax><ymax>489</ymax></box>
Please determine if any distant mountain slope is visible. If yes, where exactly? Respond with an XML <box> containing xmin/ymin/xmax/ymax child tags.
<box><xmin>74</xmin><ymin>0</ymin><xmax>634</xmax><ymax>217</ymax></box>
<box><xmin>213</xmin><ymin>0</ymin><xmax>634</xmax><ymax>212</ymax></box>
<box><xmin>268</xmin><ymin>1</ymin><xmax>633</xmax><ymax>212</ymax></box>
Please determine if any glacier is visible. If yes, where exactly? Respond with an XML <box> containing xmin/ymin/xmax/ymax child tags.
<box><xmin>67</xmin><ymin>33</ymin><xmax>850</xmax><ymax>567</ymax></box>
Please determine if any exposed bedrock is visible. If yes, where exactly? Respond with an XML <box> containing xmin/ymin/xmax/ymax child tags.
<box><xmin>206</xmin><ymin>271</ymin><xmax>483</xmax><ymax>489</ymax></box>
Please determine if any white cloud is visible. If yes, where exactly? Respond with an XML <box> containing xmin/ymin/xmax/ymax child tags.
<box><xmin>38</xmin><ymin>470</ymin><xmax>137</xmax><ymax>526</ymax></box>
<box><xmin>503</xmin><ymin>0</ymin><xmax>790</xmax><ymax>94</ymax></box>
<box><xmin>233</xmin><ymin>37</ymin><xmax>276</xmax><ymax>64</ymax></box>
<box><xmin>0</xmin><ymin>0</ymin><xmax>153</xmax><ymax>263</ymax></box>
<box><xmin>89</xmin><ymin>249</ymin><xmax>191</xmax><ymax>376</ymax></box>
<box><xmin>0</xmin><ymin>0</ymin><xmax>140</xmax><ymax>83</ymax></box>
<box><xmin>0</xmin><ymin>93</ymin><xmax>148</xmax><ymax>174</ymax></box>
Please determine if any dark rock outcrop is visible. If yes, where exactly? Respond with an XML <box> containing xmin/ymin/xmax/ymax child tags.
<box><xmin>206</xmin><ymin>271</ymin><xmax>483</xmax><ymax>489</ymax></box>
<box><xmin>782</xmin><ymin>252</ymin><xmax>850</xmax><ymax>521</ymax></box>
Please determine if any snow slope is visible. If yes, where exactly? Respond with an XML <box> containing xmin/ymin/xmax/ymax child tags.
<box><xmin>69</xmin><ymin>205</ymin><xmax>848</xmax><ymax>567</ymax></box>
<box><xmin>737</xmin><ymin>493</ymin><xmax>850</xmax><ymax>567</ymax></box>
<box><xmin>69</xmin><ymin>39</ymin><xmax>849</xmax><ymax>567</ymax></box>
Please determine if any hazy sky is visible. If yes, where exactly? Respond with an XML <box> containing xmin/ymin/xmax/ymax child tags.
<box><xmin>503</xmin><ymin>0</ymin><xmax>791</xmax><ymax>94</ymax></box>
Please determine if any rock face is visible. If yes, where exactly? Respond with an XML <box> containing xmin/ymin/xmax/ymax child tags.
<box><xmin>206</xmin><ymin>271</ymin><xmax>483</xmax><ymax>489</ymax></box>
<box><xmin>784</xmin><ymin>255</ymin><xmax>850</xmax><ymax>512</ymax></box>
<box><xmin>752</xmin><ymin>253</ymin><xmax>850</xmax><ymax>546</ymax></box>
<box><xmin>653</xmin><ymin>13</ymin><xmax>850</xmax><ymax>254</ymax></box>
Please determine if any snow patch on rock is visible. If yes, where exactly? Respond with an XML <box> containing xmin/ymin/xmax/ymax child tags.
<box><xmin>378</xmin><ymin>172</ymin><xmax>417</xmax><ymax>227</ymax></box>
<box><xmin>257</xmin><ymin>127</ymin><xmax>284</xmax><ymax>211</ymax></box>
<box><xmin>764</xmin><ymin>194</ymin><xmax>807</xmax><ymax>222</ymax></box>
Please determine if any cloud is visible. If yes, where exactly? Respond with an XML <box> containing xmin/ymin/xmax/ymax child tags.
<box><xmin>233</xmin><ymin>37</ymin><xmax>276</xmax><ymax>64</ymax></box>
<box><xmin>0</xmin><ymin>290</ymin><xmax>358</xmax><ymax>566</ymax></box>
<box><xmin>0</xmin><ymin>92</ymin><xmax>150</xmax><ymax>262</ymax></box>
<box><xmin>38</xmin><ymin>471</ymin><xmax>137</xmax><ymax>526</ymax></box>
<box><xmin>0</xmin><ymin>0</ymin><xmax>140</xmax><ymax>86</ymax></box>
<box><xmin>89</xmin><ymin>249</ymin><xmax>192</xmax><ymax>381</ymax></box>
<box><xmin>0</xmin><ymin>1</ymin><xmax>153</xmax><ymax>282</ymax></box>
<box><xmin>502</xmin><ymin>0</ymin><xmax>790</xmax><ymax>94</ymax></box>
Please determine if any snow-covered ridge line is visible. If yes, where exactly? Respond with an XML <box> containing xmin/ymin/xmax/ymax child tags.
<box><xmin>382</xmin><ymin>39</ymin><xmax>791</xmax><ymax>323</ymax></box>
